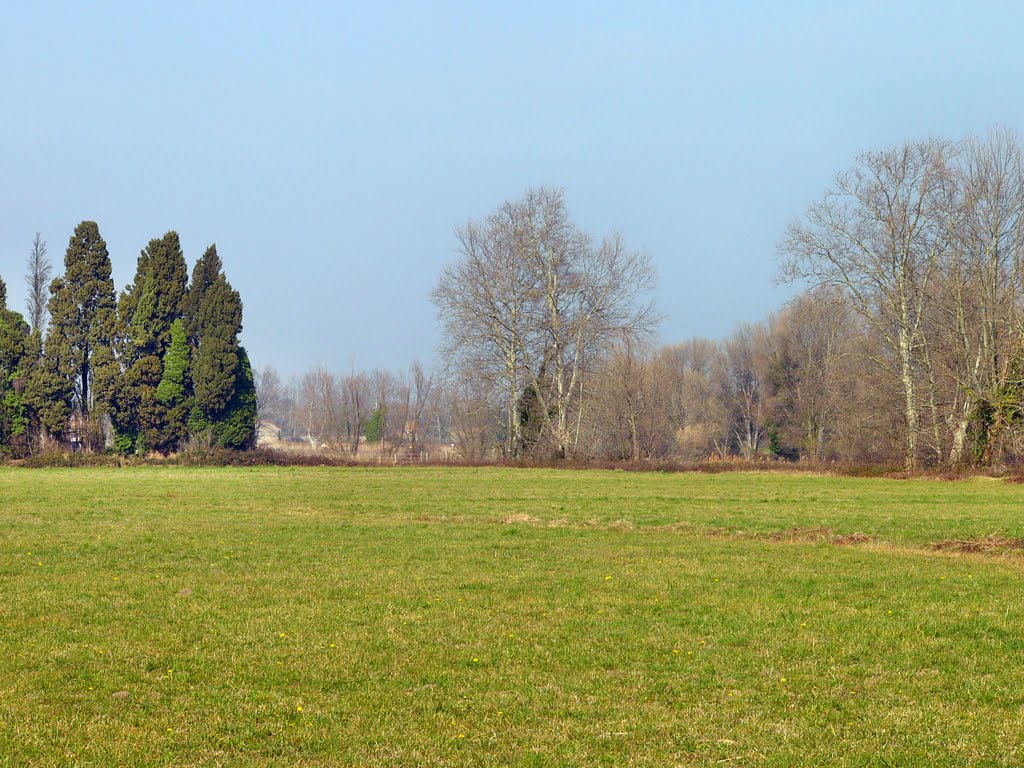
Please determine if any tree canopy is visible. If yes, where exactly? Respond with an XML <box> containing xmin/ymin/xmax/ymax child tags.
<box><xmin>0</xmin><ymin>223</ymin><xmax>254</xmax><ymax>457</ymax></box>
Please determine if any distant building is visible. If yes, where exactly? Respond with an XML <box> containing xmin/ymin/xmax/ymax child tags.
<box><xmin>257</xmin><ymin>421</ymin><xmax>282</xmax><ymax>447</ymax></box>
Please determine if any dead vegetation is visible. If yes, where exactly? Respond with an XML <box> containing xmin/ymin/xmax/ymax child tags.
<box><xmin>762</xmin><ymin>526</ymin><xmax>875</xmax><ymax>545</ymax></box>
<box><xmin>928</xmin><ymin>535</ymin><xmax>1024</xmax><ymax>553</ymax></box>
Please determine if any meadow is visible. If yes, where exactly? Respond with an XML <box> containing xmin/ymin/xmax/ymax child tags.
<box><xmin>2</xmin><ymin>466</ymin><xmax>1024</xmax><ymax>766</ymax></box>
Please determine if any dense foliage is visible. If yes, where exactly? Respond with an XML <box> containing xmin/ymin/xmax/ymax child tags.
<box><xmin>0</xmin><ymin>222</ymin><xmax>254</xmax><ymax>457</ymax></box>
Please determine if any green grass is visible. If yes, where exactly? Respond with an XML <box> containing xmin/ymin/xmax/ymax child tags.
<box><xmin>3</xmin><ymin>467</ymin><xmax>1024</xmax><ymax>766</ymax></box>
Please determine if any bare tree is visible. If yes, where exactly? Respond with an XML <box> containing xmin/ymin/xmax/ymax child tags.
<box><xmin>781</xmin><ymin>139</ymin><xmax>955</xmax><ymax>469</ymax></box>
<box><xmin>933</xmin><ymin>128</ymin><xmax>1024</xmax><ymax>463</ymax></box>
<box><xmin>342</xmin><ymin>371</ymin><xmax>369</xmax><ymax>455</ymax></box>
<box><xmin>433</xmin><ymin>187</ymin><xmax>658</xmax><ymax>460</ymax></box>
<box><xmin>432</xmin><ymin>210</ymin><xmax>539</xmax><ymax>458</ymax></box>
<box><xmin>296</xmin><ymin>366</ymin><xmax>343</xmax><ymax>449</ymax></box>
<box><xmin>255</xmin><ymin>364</ymin><xmax>287</xmax><ymax>435</ymax></box>
<box><xmin>657</xmin><ymin>339</ymin><xmax>732</xmax><ymax>459</ymax></box>
<box><xmin>724</xmin><ymin>323</ymin><xmax>770</xmax><ymax>459</ymax></box>
<box><xmin>588</xmin><ymin>335</ymin><xmax>673</xmax><ymax>460</ymax></box>
<box><xmin>392</xmin><ymin>360</ymin><xmax>434</xmax><ymax>449</ymax></box>
<box><xmin>764</xmin><ymin>288</ymin><xmax>853</xmax><ymax>460</ymax></box>
<box><xmin>441</xmin><ymin>372</ymin><xmax>497</xmax><ymax>460</ymax></box>
<box><xmin>25</xmin><ymin>232</ymin><xmax>51</xmax><ymax>333</ymax></box>
<box><xmin>368</xmin><ymin>368</ymin><xmax>397</xmax><ymax>459</ymax></box>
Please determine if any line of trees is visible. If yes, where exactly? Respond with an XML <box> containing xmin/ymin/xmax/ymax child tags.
<box><xmin>9</xmin><ymin>129</ymin><xmax>1024</xmax><ymax>470</ymax></box>
<box><xmin>254</xmin><ymin>361</ymin><xmax>440</xmax><ymax>458</ymax></box>
<box><xmin>782</xmin><ymin>128</ymin><xmax>1024</xmax><ymax>468</ymax></box>
<box><xmin>422</xmin><ymin>132</ymin><xmax>1024</xmax><ymax>469</ymax></box>
<box><xmin>0</xmin><ymin>222</ymin><xmax>255</xmax><ymax>457</ymax></box>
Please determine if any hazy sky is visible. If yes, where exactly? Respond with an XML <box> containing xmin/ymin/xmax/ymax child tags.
<box><xmin>2</xmin><ymin>1</ymin><xmax>1023</xmax><ymax>374</ymax></box>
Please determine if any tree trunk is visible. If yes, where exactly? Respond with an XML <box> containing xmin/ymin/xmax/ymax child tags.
<box><xmin>898</xmin><ymin>327</ymin><xmax>918</xmax><ymax>470</ymax></box>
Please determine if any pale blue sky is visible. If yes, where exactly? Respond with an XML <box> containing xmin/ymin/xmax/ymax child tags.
<box><xmin>2</xmin><ymin>1</ymin><xmax>1023</xmax><ymax>373</ymax></box>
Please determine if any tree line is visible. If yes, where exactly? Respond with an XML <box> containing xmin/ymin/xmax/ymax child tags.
<box><xmin>0</xmin><ymin>221</ymin><xmax>255</xmax><ymax>457</ymax></box>
<box><xmin>257</xmin><ymin>130</ymin><xmax>1024</xmax><ymax>469</ymax></box>
<box><xmin>425</xmin><ymin>128</ymin><xmax>1024</xmax><ymax>469</ymax></box>
<box><xmin>9</xmin><ymin>128</ymin><xmax>1024</xmax><ymax>469</ymax></box>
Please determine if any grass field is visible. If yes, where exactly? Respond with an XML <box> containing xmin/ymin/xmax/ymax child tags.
<box><xmin>3</xmin><ymin>467</ymin><xmax>1024</xmax><ymax>766</ymax></box>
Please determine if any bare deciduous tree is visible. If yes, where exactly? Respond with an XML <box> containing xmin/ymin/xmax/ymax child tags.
<box><xmin>433</xmin><ymin>208</ymin><xmax>539</xmax><ymax>458</ymax></box>
<box><xmin>342</xmin><ymin>370</ymin><xmax>369</xmax><ymax>455</ymax></box>
<box><xmin>935</xmin><ymin>128</ymin><xmax>1024</xmax><ymax>463</ymax></box>
<box><xmin>393</xmin><ymin>360</ymin><xmax>434</xmax><ymax>448</ymax></box>
<box><xmin>296</xmin><ymin>366</ymin><xmax>343</xmax><ymax>449</ymax></box>
<box><xmin>25</xmin><ymin>232</ymin><xmax>51</xmax><ymax>333</ymax></box>
<box><xmin>657</xmin><ymin>339</ymin><xmax>731</xmax><ymax>459</ymax></box>
<box><xmin>441</xmin><ymin>372</ymin><xmax>497</xmax><ymax>460</ymax></box>
<box><xmin>254</xmin><ymin>364</ymin><xmax>287</xmax><ymax>435</ymax></box>
<box><xmin>726</xmin><ymin>324</ymin><xmax>770</xmax><ymax>459</ymax></box>
<box><xmin>764</xmin><ymin>288</ymin><xmax>852</xmax><ymax>460</ymax></box>
<box><xmin>433</xmin><ymin>187</ymin><xmax>658</xmax><ymax>459</ymax></box>
<box><xmin>588</xmin><ymin>335</ymin><xmax>673</xmax><ymax>460</ymax></box>
<box><xmin>781</xmin><ymin>139</ymin><xmax>955</xmax><ymax>469</ymax></box>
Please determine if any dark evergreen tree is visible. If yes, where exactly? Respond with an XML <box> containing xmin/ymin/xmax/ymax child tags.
<box><xmin>120</xmin><ymin>232</ymin><xmax>188</xmax><ymax>352</ymax></box>
<box><xmin>112</xmin><ymin>232</ymin><xmax>189</xmax><ymax>453</ymax></box>
<box><xmin>210</xmin><ymin>346</ymin><xmax>257</xmax><ymax>450</ymax></box>
<box><xmin>44</xmin><ymin>221</ymin><xmax>118</xmax><ymax>442</ymax></box>
<box><xmin>364</xmin><ymin>407</ymin><xmax>385</xmax><ymax>443</ymax></box>
<box><xmin>23</xmin><ymin>327</ymin><xmax>68</xmax><ymax>443</ymax></box>
<box><xmin>187</xmin><ymin>261</ymin><xmax>254</xmax><ymax>449</ymax></box>
<box><xmin>0</xmin><ymin>278</ymin><xmax>34</xmax><ymax>455</ymax></box>
<box><xmin>183</xmin><ymin>244</ymin><xmax>223</xmax><ymax>345</ymax></box>
<box><xmin>156</xmin><ymin>319</ymin><xmax>190</xmax><ymax>404</ymax></box>
<box><xmin>3</xmin><ymin>229</ymin><xmax>256</xmax><ymax>455</ymax></box>
<box><xmin>191</xmin><ymin>275</ymin><xmax>243</xmax><ymax>416</ymax></box>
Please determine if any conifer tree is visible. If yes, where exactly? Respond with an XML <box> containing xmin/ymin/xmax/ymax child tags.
<box><xmin>0</xmin><ymin>277</ymin><xmax>34</xmax><ymax>454</ymax></box>
<box><xmin>187</xmin><ymin>260</ymin><xmax>254</xmax><ymax>448</ymax></box>
<box><xmin>191</xmin><ymin>275</ymin><xmax>243</xmax><ymax>416</ymax></box>
<box><xmin>154</xmin><ymin>318</ymin><xmax>191</xmax><ymax>451</ymax></box>
<box><xmin>112</xmin><ymin>232</ymin><xmax>189</xmax><ymax>454</ymax></box>
<box><xmin>44</xmin><ymin>221</ymin><xmax>118</xmax><ymax>437</ymax></box>
<box><xmin>120</xmin><ymin>232</ymin><xmax>188</xmax><ymax>353</ymax></box>
<box><xmin>183</xmin><ymin>244</ymin><xmax>223</xmax><ymax>345</ymax></box>
<box><xmin>4</xmin><ymin>228</ymin><xmax>257</xmax><ymax>454</ymax></box>
<box><xmin>209</xmin><ymin>346</ymin><xmax>257</xmax><ymax>450</ymax></box>
<box><xmin>156</xmin><ymin>319</ymin><xmax>190</xmax><ymax>405</ymax></box>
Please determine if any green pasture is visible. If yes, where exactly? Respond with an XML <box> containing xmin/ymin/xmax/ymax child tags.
<box><xmin>2</xmin><ymin>467</ymin><xmax>1024</xmax><ymax>766</ymax></box>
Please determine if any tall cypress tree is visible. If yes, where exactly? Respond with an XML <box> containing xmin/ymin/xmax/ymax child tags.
<box><xmin>191</xmin><ymin>275</ymin><xmax>243</xmax><ymax>416</ymax></box>
<box><xmin>210</xmin><ymin>346</ymin><xmax>256</xmax><ymax>450</ymax></box>
<box><xmin>187</xmin><ymin>256</ymin><xmax>253</xmax><ymax>448</ymax></box>
<box><xmin>0</xmin><ymin>277</ymin><xmax>31</xmax><ymax>454</ymax></box>
<box><xmin>113</xmin><ymin>232</ymin><xmax>189</xmax><ymax>454</ymax></box>
<box><xmin>183</xmin><ymin>244</ymin><xmax>223</xmax><ymax>346</ymax></box>
<box><xmin>44</xmin><ymin>222</ymin><xmax>118</xmax><ymax>441</ymax></box>
<box><xmin>0</xmin><ymin>280</ymin><xmax>29</xmax><ymax>375</ymax></box>
<box><xmin>0</xmin><ymin>277</ymin><xmax>51</xmax><ymax>456</ymax></box>
<box><xmin>120</xmin><ymin>231</ymin><xmax>188</xmax><ymax>353</ymax></box>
